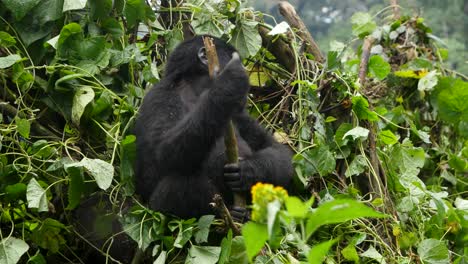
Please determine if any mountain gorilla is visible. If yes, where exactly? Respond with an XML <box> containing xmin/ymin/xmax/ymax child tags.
<box><xmin>135</xmin><ymin>35</ymin><xmax>293</xmax><ymax>219</ymax></box>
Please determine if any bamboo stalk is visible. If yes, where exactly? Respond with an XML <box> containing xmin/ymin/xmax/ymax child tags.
<box><xmin>202</xmin><ymin>36</ymin><xmax>246</xmax><ymax>208</ymax></box>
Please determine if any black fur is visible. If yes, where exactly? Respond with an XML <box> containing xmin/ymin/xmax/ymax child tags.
<box><xmin>135</xmin><ymin>35</ymin><xmax>293</xmax><ymax>218</ymax></box>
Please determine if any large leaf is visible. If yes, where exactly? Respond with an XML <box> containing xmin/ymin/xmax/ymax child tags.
<box><xmin>306</xmin><ymin>199</ymin><xmax>386</xmax><ymax>237</ymax></box>
<box><xmin>226</xmin><ymin>236</ymin><xmax>248</xmax><ymax>264</ymax></box>
<box><xmin>65</xmin><ymin>165</ymin><xmax>84</xmax><ymax>210</ymax></box>
<box><xmin>121</xmin><ymin>210</ymin><xmax>165</xmax><ymax>251</ymax></box>
<box><xmin>303</xmin><ymin>145</ymin><xmax>336</xmax><ymax>177</ymax></box>
<box><xmin>0</xmin><ymin>237</ymin><xmax>29</xmax><ymax>264</ymax></box>
<box><xmin>66</xmin><ymin>158</ymin><xmax>114</xmax><ymax>190</ymax></box>
<box><xmin>15</xmin><ymin>117</ymin><xmax>30</xmax><ymax>139</ymax></box>
<box><xmin>0</xmin><ymin>55</ymin><xmax>22</xmax><ymax>69</ymax></box>
<box><xmin>31</xmin><ymin>218</ymin><xmax>66</xmax><ymax>253</ymax></box>
<box><xmin>345</xmin><ymin>155</ymin><xmax>368</xmax><ymax>177</ymax></box>
<box><xmin>192</xmin><ymin>14</ymin><xmax>224</xmax><ymax>38</ymax></box>
<box><xmin>352</xmin><ymin>96</ymin><xmax>379</xmax><ymax>121</ymax></box>
<box><xmin>27</xmin><ymin>178</ymin><xmax>49</xmax><ymax>212</ymax></box>
<box><xmin>308</xmin><ymin>238</ymin><xmax>339</xmax><ymax>264</ymax></box>
<box><xmin>433</xmin><ymin>77</ymin><xmax>468</xmax><ymax>124</ymax></box>
<box><xmin>286</xmin><ymin>196</ymin><xmax>314</xmax><ymax>219</ymax></box>
<box><xmin>194</xmin><ymin>215</ymin><xmax>215</xmax><ymax>244</ymax></box>
<box><xmin>229</xmin><ymin>20</ymin><xmax>262</xmax><ymax>58</ymax></box>
<box><xmin>360</xmin><ymin>246</ymin><xmax>386</xmax><ymax>264</ymax></box>
<box><xmin>242</xmin><ymin>222</ymin><xmax>268</xmax><ymax>261</ymax></box>
<box><xmin>218</xmin><ymin>230</ymin><xmax>232</xmax><ymax>264</ymax></box>
<box><xmin>343</xmin><ymin>126</ymin><xmax>369</xmax><ymax>141</ymax></box>
<box><xmin>63</xmin><ymin>0</ymin><xmax>87</xmax><ymax>11</ymax></box>
<box><xmin>56</xmin><ymin>22</ymin><xmax>83</xmax><ymax>59</ymax></box>
<box><xmin>71</xmin><ymin>86</ymin><xmax>95</xmax><ymax>126</ymax></box>
<box><xmin>368</xmin><ymin>55</ymin><xmax>390</xmax><ymax>80</ymax></box>
<box><xmin>2</xmin><ymin>0</ymin><xmax>41</xmax><ymax>20</ymax></box>
<box><xmin>351</xmin><ymin>12</ymin><xmax>377</xmax><ymax>37</ymax></box>
<box><xmin>124</xmin><ymin>0</ymin><xmax>147</xmax><ymax>28</ymax></box>
<box><xmin>417</xmin><ymin>239</ymin><xmax>450</xmax><ymax>264</ymax></box>
<box><xmin>185</xmin><ymin>246</ymin><xmax>221</xmax><ymax>264</ymax></box>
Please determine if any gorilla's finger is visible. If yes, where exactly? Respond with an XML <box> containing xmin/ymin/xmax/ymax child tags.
<box><xmin>223</xmin><ymin>173</ymin><xmax>240</xmax><ymax>181</ymax></box>
<box><xmin>224</xmin><ymin>163</ymin><xmax>239</xmax><ymax>172</ymax></box>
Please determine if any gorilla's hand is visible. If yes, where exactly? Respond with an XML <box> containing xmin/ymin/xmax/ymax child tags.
<box><xmin>230</xmin><ymin>206</ymin><xmax>250</xmax><ymax>223</ymax></box>
<box><xmin>215</xmin><ymin>53</ymin><xmax>250</xmax><ymax>111</ymax></box>
<box><xmin>223</xmin><ymin>160</ymin><xmax>256</xmax><ymax>192</ymax></box>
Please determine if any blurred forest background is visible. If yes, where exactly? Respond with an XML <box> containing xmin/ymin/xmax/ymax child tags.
<box><xmin>250</xmin><ymin>0</ymin><xmax>467</xmax><ymax>73</ymax></box>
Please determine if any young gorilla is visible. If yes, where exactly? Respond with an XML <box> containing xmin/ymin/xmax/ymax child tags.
<box><xmin>135</xmin><ymin>35</ymin><xmax>293</xmax><ymax>219</ymax></box>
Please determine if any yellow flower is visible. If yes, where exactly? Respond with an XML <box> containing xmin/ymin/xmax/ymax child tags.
<box><xmin>250</xmin><ymin>182</ymin><xmax>288</xmax><ymax>222</ymax></box>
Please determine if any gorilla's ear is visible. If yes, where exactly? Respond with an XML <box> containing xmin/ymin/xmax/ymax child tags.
<box><xmin>197</xmin><ymin>47</ymin><xmax>208</xmax><ymax>65</ymax></box>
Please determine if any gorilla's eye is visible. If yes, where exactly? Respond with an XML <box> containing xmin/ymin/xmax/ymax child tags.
<box><xmin>198</xmin><ymin>47</ymin><xmax>208</xmax><ymax>65</ymax></box>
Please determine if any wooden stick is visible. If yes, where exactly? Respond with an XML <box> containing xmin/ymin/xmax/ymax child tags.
<box><xmin>278</xmin><ymin>1</ymin><xmax>324</xmax><ymax>63</ymax></box>
<box><xmin>202</xmin><ymin>36</ymin><xmax>246</xmax><ymax>208</ymax></box>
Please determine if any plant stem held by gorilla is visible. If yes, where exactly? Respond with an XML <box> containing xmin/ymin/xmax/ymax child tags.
<box><xmin>202</xmin><ymin>36</ymin><xmax>246</xmax><ymax>208</ymax></box>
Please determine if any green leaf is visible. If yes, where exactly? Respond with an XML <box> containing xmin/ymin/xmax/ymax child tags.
<box><xmin>72</xmin><ymin>86</ymin><xmax>95</xmax><ymax>126</ymax></box>
<box><xmin>89</xmin><ymin>0</ymin><xmax>112</xmax><ymax>19</ymax></box>
<box><xmin>342</xmin><ymin>243</ymin><xmax>360</xmax><ymax>263</ymax></box>
<box><xmin>360</xmin><ymin>246</ymin><xmax>386</xmax><ymax>264</ymax></box>
<box><xmin>5</xmin><ymin>183</ymin><xmax>27</xmax><ymax>202</ymax></box>
<box><xmin>0</xmin><ymin>237</ymin><xmax>29</xmax><ymax>264</ymax></box>
<box><xmin>0</xmin><ymin>54</ymin><xmax>22</xmax><ymax>69</ymax></box>
<box><xmin>65</xmin><ymin>165</ymin><xmax>84</xmax><ymax>210</ymax></box>
<box><xmin>267</xmin><ymin>200</ymin><xmax>281</xmax><ymax>237</ymax></box>
<box><xmin>285</xmin><ymin>196</ymin><xmax>313</xmax><ymax>219</ymax></box>
<box><xmin>121</xmin><ymin>210</ymin><xmax>165</xmax><ymax>251</ymax></box>
<box><xmin>120</xmin><ymin>135</ymin><xmax>136</xmax><ymax>186</ymax></box>
<box><xmin>185</xmin><ymin>246</ymin><xmax>221</xmax><ymax>264</ymax></box>
<box><xmin>418</xmin><ymin>70</ymin><xmax>438</xmax><ymax>92</ymax></box>
<box><xmin>351</xmin><ymin>12</ymin><xmax>377</xmax><ymax>37</ymax></box>
<box><xmin>218</xmin><ymin>230</ymin><xmax>232</xmax><ymax>264</ymax></box>
<box><xmin>306</xmin><ymin>199</ymin><xmax>386</xmax><ymax>237</ymax></box>
<box><xmin>345</xmin><ymin>155</ymin><xmax>368</xmax><ymax>178</ymax></box>
<box><xmin>14</xmin><ymin>117</ymin><xmax>30</xmax><ymax>139</ymax></box>
<box><xmin>63</xmin><ymin>0</ymin><xmax>87</xmax><ymax>12</ymax></box>
<box><xmin>27</xmin><ymin>178</ymin><xmax>49</xmax><ymax>212</ymax></box>
<box><xmin>433</xmin><ymin>77</ymin><xmax>468</xmax><ymax>124</ymax></box>
<box><xmin>368</xmin><ymin>55</ymin><xmax>390</xmax><ymax>80</ymax></box>
<box><xmin>2</xmin><ymin>0</ymin><xmax>41</xmax><ymax>20</ymax></box>
<box><xmin>378</xmin><ymin>130</ymin><xmax>398</xmax><ymax>145</ymax></box>
<box><xmin>56</xmin><ymin>23</ymin><xmax>84</xmax><ymax>59</ymax></box>
<box><xmin>124</xmin><ymin>0</ymin><xmax>147</xmax><ymax>28</ymax></box>
<box><xmin>448</xmin><ymin>155</ymin><xmax>467</xmax><ymax>172</ymax></box>
<box><xmin>154</xmin><ymin>251</ymin><xmax>167</xmax><ymax>264</ymax></box>
<box><xmin>335</xmin><ymin>123</ymin><xmax>353</xmax><ymax>146</ymax></box>
<box><xmin>31</xmin><ymin>218</ymin><xmax>66</xmax><ymax>253</ymax></box>
<box><xmin>102</xmin><ymin>18</ymin><xmax>124</xmax><ymax>38</ymax></box>
<box><xmin>242</xmin><ymin>222</ymin><xmax>268</xmax><ymax>261</ymax></box>
<box><xmin>352</xmin><ymin>96</ymin><xmax>379</xmax><ymax>121</ymax></box>
<box><xmin>28</xmin><ymin>250</ymin><xmax>47</xmax><ymax>264</ymax></box>
<box><xmin>66</xmin><ymin>158</ymin><xmax>114</xmax><ymax>190</ymax></box>
<box><xmin>192</xmin><ymin>13</ymin><xmax>225</xmax><ymax>38</ymax></box>
<box><xmin>308</xmin><ymin>238</ymin><xmax>339</xmax><ymax>264</ymax></box>
<box><xmin>0</xmin><ymin>32</ymin><xmax>16</xmax><ymax>47</ymax></box>
<box><xmin>226</xmin><ymin>236</ymin><xmax>248</xmax><ymax>264</ymax></box>
<box><xmin>229</xmin><ymin>20</ymin><xmax>262</xmax><ymax>58</ymax></box>
<box><xmin>195</xmin><ymin>215</ymin><xmax>215</xmax><ymax>244</ymax></box>
<box><xmin>174</xmin><ymin>227</ymin><xmax>193</xmax><ymax>248</ymax></box>
<box><xmin>343</xmin><ymin>126</ymin><xmax>369</xmax><ymax>141</ymax></box>
<box><xmin>303</xmin><ymin>145</ymin><xmax>336</xmax><ymax>177</ymax></box>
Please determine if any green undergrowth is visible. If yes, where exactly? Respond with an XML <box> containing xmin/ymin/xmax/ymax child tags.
<box><xmin>0</xmin><ymin>0</ymin><xmax>466</xmax><ymax>263</ymax></box>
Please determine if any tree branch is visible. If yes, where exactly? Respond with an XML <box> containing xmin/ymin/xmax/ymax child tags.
<box><xmin>278</xmin><ymin>1</ymin><xmax>324</xmax><ymax>63</ymax></box>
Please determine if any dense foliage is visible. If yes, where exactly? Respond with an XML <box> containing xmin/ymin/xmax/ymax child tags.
<box><xmin>0</xmin><ymin>0</ymin><xmax>466</xmax><ymax>263</ymax></box>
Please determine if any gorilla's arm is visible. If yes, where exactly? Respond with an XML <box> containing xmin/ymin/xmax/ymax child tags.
<box><xmin>154</xmin><ymin>62</ymin><xmax>250</xmax><ymax>173</ymax></box>
<box><xmin>232</xmin><ymin>112</ymin><xmax>293</xmax><ymax>188</ymax></box>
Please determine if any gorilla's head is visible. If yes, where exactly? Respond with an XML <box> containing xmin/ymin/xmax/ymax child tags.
<box><xmin>164</xmin><ymin>35</ymin><xmax>237</xmax><ymax>81</ymax></box>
